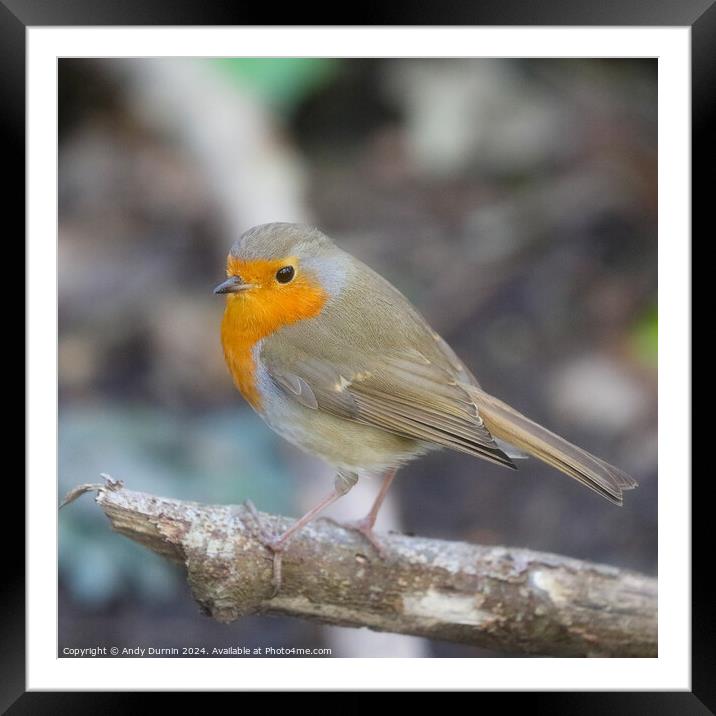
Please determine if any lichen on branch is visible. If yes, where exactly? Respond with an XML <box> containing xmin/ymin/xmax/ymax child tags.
<box><xmin>61</xmin><ymin>476</ymin><xmax>657</xmax><ymax>657</ymax></box>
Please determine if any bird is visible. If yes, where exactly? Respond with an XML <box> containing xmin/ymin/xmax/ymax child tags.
<box><xmin>215</xmin><ymin>222</ymin><xmax>637</xmax><ymax>585</ymax></box>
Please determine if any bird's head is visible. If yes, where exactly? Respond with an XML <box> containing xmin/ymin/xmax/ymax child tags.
<box><xmin>215</xmin><ymin>223</ymin><xmax>346</xmax><ymax>333</ymax></box>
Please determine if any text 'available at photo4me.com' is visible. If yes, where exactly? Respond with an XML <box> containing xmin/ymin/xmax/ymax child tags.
<box><xmin>62</xmin><ymin>645</ymin><xmax>333</xmax><ymax>657</ymax></box>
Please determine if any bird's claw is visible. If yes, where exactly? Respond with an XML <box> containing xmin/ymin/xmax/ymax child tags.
<box><xmin>243</xmin><ymin>499</ymin><xmax>285</xmax><ymax>596</ymax></box>
<box><xmin>325</xmin><ymin>516</ymin><xmax>388</xmax><ymax>559</ymax></box>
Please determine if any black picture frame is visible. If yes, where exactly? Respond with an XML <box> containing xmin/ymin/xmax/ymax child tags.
<box><xmin>8</xmin><ymin>1</ymin><xmax>703</xmax><ymax>710</ymax></box>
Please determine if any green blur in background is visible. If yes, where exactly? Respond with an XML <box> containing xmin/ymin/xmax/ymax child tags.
<box><xmin>212</xmin><ymin>58</ymin><xmax>340</xmax><ymax>113</ymax></box>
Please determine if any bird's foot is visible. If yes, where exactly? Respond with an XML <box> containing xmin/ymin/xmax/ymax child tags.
<box><xmin>325</xmin><ymin>515</ymin><xmax>388</xmax><ymax>559</ymax></box>
<box><xmin>243</xmin><ymin>499</ymin><xmax>286</xmax><ymax>596</ymax></box>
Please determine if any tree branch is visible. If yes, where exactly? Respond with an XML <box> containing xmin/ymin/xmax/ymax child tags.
<box><xmin>62</xmin><ymin>476</ymin><xmax>657</xmax><ymax>657</ymax></box>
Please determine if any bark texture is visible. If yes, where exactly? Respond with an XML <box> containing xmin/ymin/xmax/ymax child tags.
<box><xmin>62</xmin><ymin>477</ymin><xmax>657</xmax><ymax>657</ymax></box>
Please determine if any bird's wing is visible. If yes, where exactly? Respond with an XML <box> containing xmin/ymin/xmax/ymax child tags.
<box><xmin>262</xmin><ymin>338</ymin><xmax>515</xmax><ymax>470</ymax></box>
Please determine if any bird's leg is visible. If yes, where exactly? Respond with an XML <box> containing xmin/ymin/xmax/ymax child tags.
<box><xmin>245</xmin><ymin>472</ymin><xmax>358</xmax><ymax>595</ymax></box>
<box><xmin>327</xmin><ymin>467</ymin><xmax>398</xmax><ymax>558</ymax></box>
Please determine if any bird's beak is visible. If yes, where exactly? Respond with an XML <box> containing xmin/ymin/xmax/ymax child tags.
<box><xmin>213</xmin><ymin>275</ymin><xmax>254</xmax><ymax>295</ymax></box>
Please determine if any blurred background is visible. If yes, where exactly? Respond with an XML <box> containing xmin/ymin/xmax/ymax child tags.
<box><xmin>58</xmin><ymin>58</ymin><xmax>657</xmax><ymax>658</ymax></box>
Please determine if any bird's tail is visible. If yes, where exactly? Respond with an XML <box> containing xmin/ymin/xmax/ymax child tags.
<box><xmin>466</xmin><ymin>386</ymin><xmax>638</xmax><ymax>505</ymax></box>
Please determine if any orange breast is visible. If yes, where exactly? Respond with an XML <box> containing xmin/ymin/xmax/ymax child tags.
<box><xmin>220</xmin><ymin>258</ymin><xmax>327</xmax><ymax>411</ymax></box>
<box><xmin>221</xmin><ymin>320</ymin><xmax>264</xmax><ymax>409</ymax></box>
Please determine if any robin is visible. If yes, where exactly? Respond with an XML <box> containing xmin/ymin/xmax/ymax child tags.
<box><xmin>215</xmin><ymin>222</ymin><xmax>637</xmax><ymax>584</ymax></box>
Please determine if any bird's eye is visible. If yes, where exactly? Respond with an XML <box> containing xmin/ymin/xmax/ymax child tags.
<box><xmin>275</xmin><ymin>266</ymin><xmax>295</xmax><ymax>284</ymax></box>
